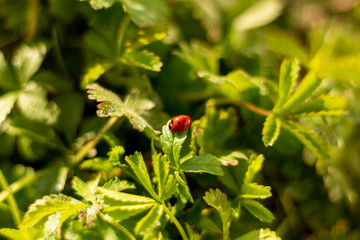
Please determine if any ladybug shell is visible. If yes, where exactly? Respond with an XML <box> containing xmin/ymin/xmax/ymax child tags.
<box><xmin>169</xmin><ymin>115</ymin><xmax>192</xmax><ymax>132</ymax></box>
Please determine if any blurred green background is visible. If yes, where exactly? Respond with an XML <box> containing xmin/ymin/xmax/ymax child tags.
<box><xmin>1</xmin><ymin>0</ymin><xmax>360</xmax><ymax>239</ymax></box>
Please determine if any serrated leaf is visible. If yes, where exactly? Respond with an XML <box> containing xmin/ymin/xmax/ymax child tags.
<box><xmin>125</xmin><ymin>25</ymin><xmax>168</xmax><ymax>49</ymax></box>
<box><xmin>241</xmin><ymin>199</ymin><xmax>274</xmax><ymax>223</ymax></box>
<box><xmin>277</xmin><ymin>72</ymin><xmax>321</xmax><ymax>113</ymax></box>
<box><xmin>162</xmin><ymin>174</ymin><xmax>176</xmax><ymax>201</ymax></box>
<box><xmin>152</xmin><ymin>153</ymin><xmax>170</xmax><ymax>200</ymax></box>
<box><xmin>281</xmin><ymin>120</ymin><xmax>328</xmax><ymax>160</ymax></box>
<box><xmin>235</xmin><ymin>228</ymin><xmax>281</xmax><ymax>240</ymax></box>
<box><xmin>122</xmin><ymin>50</ymin><xmax>162</xmax><ymax>72</ymax></box>
<box><xmin>119</xmin><ymin>0</ymin><xmax>169</xmax><ymax>27</ymax></box>
<box><xmin>102</xmin><ymin>179</ymin><xmax>135</xmax><ymax>191</ymax></box>
<box><xmin>180</xmin><ymin>154</ymin><xmax>223</xmax><ymax>176</ymax></box>
<box><xmin>134</xmin><ymin>204</ymin><xmax>163</xmax><ymax>234</ymax></box>
<box><xmin>98</xmin><ymin>187</ymin><xmax>156</xmax><ymax>205</ymax></box>
<box><xmin>160</xmin><ymin>124</ymin><xmax>187</xmax><ymax>167</ymax></box>
<box><xmin>244</xmin><ymin>155</ymin><xmax>264</xmax><ymax>184</ymax></box>
<box><xmin>203</xmin><ymin>189</ymin><xmax>232</xmax><ymax>239</ymax></box>
<box><xmin>108</xmin><ymin>145</ymin><xmax>125</xmax><ymax>167</ymax></box>
<box><xmin>262</xmin><ymin>114</ymin><xmax>281</xmax><ymax>147</ymax></box>
<box><xmin>175</xmin><ymin>171</ymin><xmax>193</xmax><ymax>203</ymax></box>
<box><xmin>86</xmin><ymin>83</ymin><xmax>159</xmax><ymax>134</ymax></box>
<box><xmin>103</xmin><ymin>204</ymin><xmax>156</xmax><ymax>222</ymax></box>
<box><xmin>43</xmin><ymin>211</ymin><xmax>62</xmax><ymax>240</ymax></box>
<box><xmin>285</xmin><ymin>95</ymin><xmax>347</xmax><ymax>117</ymax></box>
<box><xmin>276</xmin><ymin>58</ymin><xmax>300</xmax><ymax>108</ymax></box>
<box><xmin>11</xmin><ymin>43</ymin><xmax>47</xmax><ymax>84</ymax></box>
<box><xmin>22</xmin><ymin>195</ymin><xmax>86</xmax><ymax>231</ymax></box>
<box><xmin>17</xmin><ymin>82</ymin><xmax>59</xmax><ymax>125</ymax></box>
<box><xmin>81</xmin><ymin>62</ymin><xmax>113</xmax><ymax>88</ymax></box>
<box><xmin>86</xmin><ymin>0</ymin><xmax>115</xmax><ymax>9</ymax></box>
<box><xmin>72</xmin><ymin>176</ymin><xmax>97</xmax><ymax>203</ymax></box>
<box><xmin>0</xmin><ymin>91</ymin><xmax>19</xmax><ymax>125</ymax></box>
<box><xmin>232</xmin><ymin>0</ymin><xmax>284</xmax><ymax>32</ymax></box>
<box><xmin>125</xmin><ymin>152</ymin><xmax>160</xmax><ymax>201</ymax></box>
<box><xmin>240</xmin><ymin>183</ymin><xmax>272</xmax><ymax>199</ymax></box>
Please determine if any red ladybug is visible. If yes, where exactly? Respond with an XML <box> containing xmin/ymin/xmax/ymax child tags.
<box><xmin>169</xmin><ymin>115</ymin><xmax>192</xmax><ymax>132</ymax></box>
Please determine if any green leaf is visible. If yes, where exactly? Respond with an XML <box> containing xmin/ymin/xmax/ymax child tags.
<box><xmin>0</xmin><ymin>228</ymin><xmax>27</xmax><ymax>240</ymax></box>
<box><xmin>0</xmin><ymin>91</ymin><xmax>19</xmax><ymax>125</ymax></box>
<box><xmin>85</xmin><ymin>0</ymin><xmax>115</xmax><ymax>9</ymax></box>
<box><xmin>80</xmin><ymin>157</ymin><xmax>115</xmax><ymax>172</ymax></box>
<box><xmin>162</xmin><ymin>174</ymin><xmax>176</xmax><ymax>201</ymax></box>
<box><xmin>152</xmin><ymin>153</ymin><xmax>170</xmax><ymax>200</ymax></box>
<box><xmin>22</xmin><ymin>195</ymin><xmax>86</xmax><ymax>232</ymax></box>
<box><xmin>43</xmin><ymin>211</ymin><xmax>62</xmax><ymax>240</ymax></box>
<box><xmin>175</xmin><ymin>171</ymin><xmax>193</xmax><ymax>203</ymax></box>
<box><xmin>180</xmin><ymin>154</ymin><xmax>224</xmax><ymax>176</ymax></box>
<box><xmin>281</xmin><ymin>120</ymin><xmax>328</xmax><ymax>160</ymax></box>
<box><xmin>134</xmin><ymin>204</ymin><xmax>163</xmax><ymax>234</ymax></box>
<box><xmin>98</xmin><ymin>187</ymin><xmax>156</xmax><ymax>221</ymax></box>
<box><xmin>240</xmin><ymin>183</ymin><xmax>272</xmax><ymax>199</ymax></box>
<box><xmin>72</xmin><ymin>176</ymin><xmax>98</xmax><ymax>203</ymax></box>
<box><xmin>203</xmin><ymin>189</ymin><xmax>232</xmax><ymax>239</ymax></box>
<box><xmin>81</xmin><ymin>62</ymin><xmax>113</xmax><ymax>88</ymax></box>
<box><xmin>11</xmin><ymin>43</ymin><xmax>47</xmax><ymax>85</ymax></box>
<box><xmin>276</xmin><ymin>58</ymin><xmax>300</xmax><ymax>108</ymax></box>
<box><xmin>98</xmin><ymin>186</ymin><xmax>156</xmax><ymax>205</ymax></box>
<box><xmin>277</xmin><ymin>72</ymin><xmax>321</xmax><ymax>113</ymax></box>
<box><xmin>102</xmin><ymin>178</ymin><xmax>136</xmax><ymax>191</ymax></box>
<box><xmin>125</xmin><ymin>152</ymin><xmax>159</xmax><ymax>201</ymax></box>
<box><xmin>17</xmin><ymin>82</ymin><xmax>59</xmax><ymax>125</ymax></box>
<box><xmin>86</xmin><ymin>83</ymin><xmax>160</xmax><ymax>134</ymax></box>
<box><xmin>122</xmin><ymin>50</ymin><xmax>162</xmax><ymax>72</ymax></box>
<box><xmin>262</xmin><ymin>114</ymin><xmax>281</xmax><ymax>147</ymax></box>
<box><xmin>285</xmin><ymin>95</ymin><xmax>347</xmax><ymax>117</ymax></box>
<box><xmin>125</xmin><ymin>25</ymin><xmax>168</xmax><ymax>49</ymax></box>
<box><xmin>244</xmin><ymin>154</ymin><xmax>264</xmax><ymax>184</ymax></box>
<box><xmin>108</xmin><ymin>145</ymin><xmax>125</xmax><ymax>167</ymax></box>
<box><xmin>160</xmin><ymin>124</ymin><xmax>187</xmax><ymax>167</ymax></box>
<box><xmin>119</xmin><ymin>0</ymin><xmax>170</xmax><ymax>27</ymax></box>
<box><xmin>241</xmin><ymin>199</ymin><xmax>274</xmax><ymax>223</ymax></box>
<box><xmin>0</xmin><ymin>51</ymin><xmax>18</xmax><ymax>90</ymax></box>
<box><xmin>235</xmin><ymin>228</ymin><xmax>281</xmax><ymax>240</ymax></box>
<box><xmin>232</xmin><ymin>0</ymin><xmax>284</xmax><ymax>32</ymax></box>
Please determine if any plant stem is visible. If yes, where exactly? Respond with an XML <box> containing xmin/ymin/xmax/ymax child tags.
<box><xmin>52</xmin><ymin>27</ymin><xmax>69</xmax><ymax>79</ymax></box>
<box><xmin>0</xmin><ymin>169</ymin><xmax>22</xmax><ymax>227</ymax></box>
<box><xmin>100</xmin><ymin>213</ymin><xmax>136</xmax><ymax>240</ymax></box>
<box><xmin>117</xmin><ymin>15</ymin><xmax>131</xmax><ymax>56</ymax></box>
<box><xmin>162</xmin><ymin>203</ymin><xmax>189</xmax><ymax>240</ymax></box>
<box><xmin>214</xmin><ymin>98</ymin><xmax>271</xmax><ymax>117</ymax></box>
<box><xmin>0</xmin><ymin>170</ymin><xmax>45</xmax><ymax>203</ymax></box>
<box><xmin>71</xmin><ymin>116</ymin><xmax>119</xmax><ymax>166</ymax></box>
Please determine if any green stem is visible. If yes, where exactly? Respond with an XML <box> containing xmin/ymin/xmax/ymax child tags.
<box><xmin>214</xmin><ymin>98</ymin><xmax>271</xmax><ymax>117</ymax></box>
<box><xmin>0</xmin><ymin>170</ymin><xmax>45</xmax><ymax>203</ymax></box>
<box><xmin>117</xmin><ymin>15</ymin><xmax>131</xmax><ymax>56</ymax></box>
<box><xmin>162</xmin><ymin>203</ymin><xmax>189</xmax><ymax>240</ymax></box>
<box><xmin>71</xmin><ymin>117</ymin><xmax>119</xmax><ymax>166</ymax></box>
<box><xmin>100</xmin><ymin>213</ymin><xmax>136</xmax><ymax>240</ymax></box>
<box><xmin>52</xmin><ymin>27</ymin><xmax>69</xmax><ymax>79</ymax></box>
<box><xmin>0</xmin><ymin>169</ymin><xmax>22</xmax><ymax>227</ymax></box>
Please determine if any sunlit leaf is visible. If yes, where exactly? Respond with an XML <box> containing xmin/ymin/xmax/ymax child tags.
<box><xmin>82</xmin><ymin>0</ymin><xmax>115</xmax><ymax>9</ymax></box>
<box><xmin>244</xmin><ymin>155</ymin><xmax>264</xmax><ymax>184</ymax></box>
<box><xmin>120</xmin><ymin>0</ymin><xmax>170</xmax><ymax>27</ymax></box>
<box><xmin>125</xmin><ymin>152</ymin><xmax>159</xmax><ymax>200</ymax></box>
<box><xmin>240</xmin><ymin>183</ymin><xmax>272</xmax><ymax>199</ymax></box>
<box><xmin>160</xmin><ymin>124</ymin><xmax>187</xmax><ymax>167</ymax></box>
<box><xmin>235</xmin><ymin>228</ymin><xmax>281</xmax><ymax>240</ymax></box>
<box><xmin>175</xmin><ymin>171</ymin><xmax>193</xmax><ymax>203</ymax></box>
<box><xmin>232</xmin><ymin>0</ymin><xmax>283</xmax><ymax>32</ymax></box>
<box><xmin>72</xmin><ymin>176</ymin><xmax>98</xmax><ymax>203</ymax></box>
<box><xmin>180</xmin><ymin>154</ymin><xmax>223</xmax><ymax>176</ymax></box>
<box><xmin>134</xmin><ymin>204</ymin><xmax>163</xmax><ymax>234</ymax></box>
<box><xmin>277</xmin><ymin>72</ymin><xmax>321</xmax><ymax>113</ymax></box>
<box><xmin>81</xmin><ymin>62</ymin><xmax>113</xmax><ymax>88</ymax></box>
<box><xmin>87</xmin><ymin>83</ymin><xmax>159</xmax><ymax>134</ymax></box>
<box><xmin>276</xmin><ymin>58</ymin><xmax>299</xmax><ymax>108</ymax></box>
<box><xmin>102</xmin><ymin>178</ymin><xmax>135</xmax><ymax>191</ymax></box>
<box><xmin>0</xmin><ymin>228</ymin><xmax>27</xmax><ymax>240</ymax></box>
<box><xmin>0</xmin><ymin>92</ymin><xmax>19</xmax><ymax>126</ymax></box>
<box><xmin>281</xmin><ymin>119</ymin><xmax>328</xmax><ymax>160</ymax></box>
<box><xmin>122</xmin><ymin>50</ymin><xmax>162</xmax><ymax>72</ymax></box>
<box><xmin>262</xmin><ymin>114</ymin><xmax>281</xmax><ymax>147</ymax></box>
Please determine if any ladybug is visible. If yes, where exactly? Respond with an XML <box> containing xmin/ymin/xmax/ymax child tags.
<box><xmin>169</xmin><ymin>115</ymin><xmax>192</xmax><ymax>132</ymax></box>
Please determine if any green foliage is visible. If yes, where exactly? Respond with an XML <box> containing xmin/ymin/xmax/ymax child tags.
<box><xmin>0</xmin><ymin>0</ymin><xmax>359</xmax><ymax>239</ymax></box>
